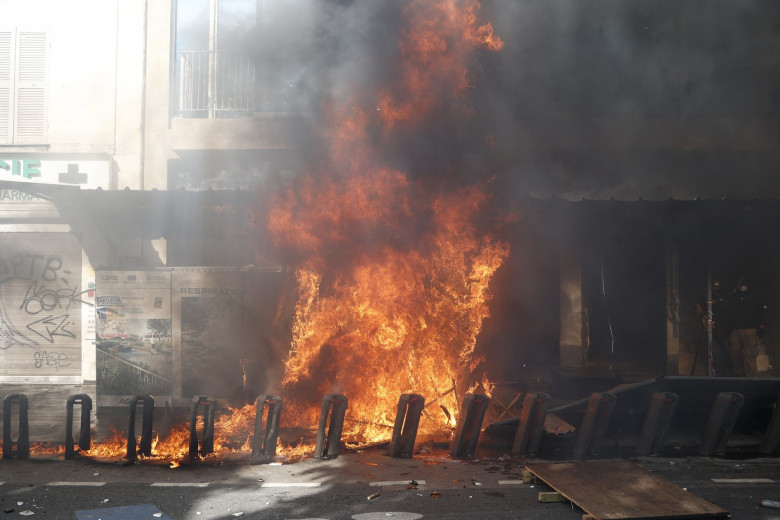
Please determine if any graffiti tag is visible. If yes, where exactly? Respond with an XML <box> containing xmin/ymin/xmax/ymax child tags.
<box><xmin>33</xmin><ymin>350</ymin><xmax>71</xmax><ymax>369</ymax></box>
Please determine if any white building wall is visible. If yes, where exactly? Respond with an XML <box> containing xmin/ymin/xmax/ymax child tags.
<box><xmin>0</xmin><ymin>0</ymin><xmax>147</xmax><ymax>383</ymax></box>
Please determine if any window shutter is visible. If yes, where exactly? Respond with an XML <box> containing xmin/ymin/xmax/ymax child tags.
<box><xmin>0</xmin><ymin>30</ymin><xmax>12</xmax><ymax>144</ymax></box>
<box><xmin>14</xmin><ymin>30</ymin><xmax>47</xmax><ymax>144</ymax></box>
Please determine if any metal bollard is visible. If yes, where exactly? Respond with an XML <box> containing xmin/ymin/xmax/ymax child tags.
<box><xmin>388</xmin><ymin>393</ymin><xmax>425</xmax><ymax>458</ymax></box>
<box><xmin>252</xmin><ymin>394</ymin><xmax>283</xmax><ymax>464</ymax></box>
<box><xmin>512</xmin><ymin>392</ymin><xmax>551</xmax><ymax>458</ymax></box>
<box><xmin>760</xmin><ymin>396</ymin><xmax>780</xmax><ymax>455</ymax></box>
<box><xmin>315</xmin><ymin>394</ymin><xmax>348</xmax><ymax>459</ymax></box>
<box><xmin>699</xmin><ymin>392</ymin><xmax>744</xmax><ymax>456</ymax></box>
<box><xmin>636</xmin><ymin>392</ymin><xmax>679</xmax><ymax>457</ymax></box>
<box><xmin>450</xmin><ymin>393</ymin><xmax>490</xmax><ymax>459</ymax></box>
<box><xmin>2</xmin><ymin>394</ymin><xmax>30</xmax><ymax>460</ymax></box>
<box><xmin>189</xmin><ymin>396</ymin><xmax>217</xmax><ymax>461</ymax></box>
<box><xmin>126</xmin><ymin>395</ymin><xmax>154</xmax><ymax>462</ymax></box>
<box><xmin>65</xmin><ymin>394</ymin><xmax>92</xmax><ymax>459</ymax></box>
<box><xmin>573</xmin><ymin>392</ymin><xmax>616</xmax><ymax>460</ymax></box>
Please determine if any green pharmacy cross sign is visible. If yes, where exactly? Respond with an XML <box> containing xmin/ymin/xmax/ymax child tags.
<box><xmin>0</xmin><ymin>160</ymin><xmax>88</xmax><ymax>184</ymax></box>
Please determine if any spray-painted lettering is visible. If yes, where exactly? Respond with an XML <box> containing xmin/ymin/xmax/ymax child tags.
<box><xmin>0</xmin><ymin>254</ymin><xmax>66</xmax><ymax>285</ymax></box>
<box><xmin>21</xmin><ymin>281</ymin><xmax>87</xmax><ymax>314</ymax></box>
<box><xmin>33</xmin><ymin>350</ymin><xmax>71</xmax><ymax>369</ymax></box>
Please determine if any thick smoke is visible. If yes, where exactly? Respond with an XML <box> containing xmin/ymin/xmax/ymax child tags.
<box><xmin>244</xmin><ymin>0</ymin><xmax>780</xmax><ymax>201</ymax></box>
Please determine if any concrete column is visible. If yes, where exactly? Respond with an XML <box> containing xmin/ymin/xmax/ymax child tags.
<box><xmin>142</xmin><ymin>0</ymin><xmax>173</xmax><ymax>191</ymax></box>
<box><xmin>559</xmin><ymin>244</ymin><xmax>588</xmax><ymax>367</ymax></box>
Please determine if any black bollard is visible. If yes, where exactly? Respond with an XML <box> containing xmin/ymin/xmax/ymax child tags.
<box><xmin>65</xmin><ymin>394</ymin><xmax>93</xmax><ymax>459</ymax></box>
<box><xmin>189</xmin><ymin>396</ymin><xmax>216</xmax><ymax>461</ymax></box>
<box><xmin>573</xmin><ymin>392</ymin><xmax>616</xmax><ymax>460</ymax></box>
<box><xmin>450</xmin><ymin>393</ymin><xmax>490</xmax><ymax>459</ymax></box>
<box><xmin>388</xmin><ymin>393</ymin><xmax>425</xmax><ymax>458</ymax></box>
<box><xmin>251</xmin><ymin>394</ymin><xmax>283</xmax><ymax>464</ymax></box>
<box><xmin>2</xmin><ymin>394</ymin><xmax>30</xmax><ymax>460</ymax></box>
<box><xmin>512</xmin><ymin>392</ymin><xmax>551</xmax><ymax>458</ymax></box>
<box><xmin>636</xmin><ymin>392</ymin><xmax>679</xmax><ymax>457</ymax></box>
<box><xmin>699</xmin><ymin>392</ymin><xmax>744</xmax><ymax>456</ymax></box>
<box><xmin>126</xmin><ymin>395</ymin><xmax>154</xmax><ymax>461</ymax></box>
<box><xmin>315</xmin><ymin>394</ymin><xmax>348</xmax><ymax>459</ymax></box>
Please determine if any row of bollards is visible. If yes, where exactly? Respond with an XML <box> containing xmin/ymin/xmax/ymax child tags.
<box><xmin>509</xmin><ymin>390</ymin><xmax>780</xmax><ymax>460</ymax></box>
<box><xmin>1</xmin><ymin>391</ymin><xmax>495</xmax><ymax>463</ymax></box>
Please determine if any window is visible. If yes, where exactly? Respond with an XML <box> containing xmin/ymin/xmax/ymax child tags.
<box><xmin>174</xmin><ymin>0</ymin><xmax>314</xmax><ymax>117</ymax></box>
<box><xmin>176</xmin><ymin>0</ymin><xmax>257</xmax><ymax>117</ymax></box>
<box><xmin>0</xmin><ymin>29</ymin><xmax>48</xmax><ymax>144</ymax></box>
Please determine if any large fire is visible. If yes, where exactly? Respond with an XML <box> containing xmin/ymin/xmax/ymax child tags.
<box><xmin>268</xmin><ymin>0</ymin><xmax>508</xmax><ymax>446</ymax></box>
<box><xmin>17</xmin><ymin>0</ymin><xmax>507</xmax><ymax>465</ymax></box>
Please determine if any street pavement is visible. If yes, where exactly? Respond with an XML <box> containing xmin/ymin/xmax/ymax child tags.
<box><xmin>1</xmin><ymin>450</ymin><xmax>780</xmax><ymax>519</ymax></box>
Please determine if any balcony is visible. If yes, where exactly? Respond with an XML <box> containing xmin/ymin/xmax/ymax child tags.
<box><xmin>171</xmin><ymin>50</ymin><xmax>312</xmax><ymax>152</ymax></box>
<box><xmin>178</xmin><ymin>50</ymin><xmax>255</xmax><ymax>118</ymax></box>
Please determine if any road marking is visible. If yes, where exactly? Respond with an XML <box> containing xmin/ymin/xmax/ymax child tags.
<box><xmin>47</xmin><ymin>482</ymin><xmax>106</xmax><ymax>486</ymax></box>
<box><xmin>352</xmin><ymin>513</ymin><xmax>423</xmax><ymax>520</ymax></box>
<box><xmin>261</xmin><ymin>482</ymin><xmax>322</xmax><ymax>488</ymax></box>
<box><xmin>711</xmin><ymin>478</ymin><xmax>774</xmax><ymax>483</ymax></box>
<box><xmin>150</xmin><ymin>483</ymin><xmax>209</xmax><ymax>487</ymax></box>
<box><xmin>498</xmin><ymin>480</ymin><xmax>525</xmax><ymax>485</ymax></box>
<box><xmin>370</xmin><ymin>480</ymin><xmax>426</xmax><ymax>487</ymax></box>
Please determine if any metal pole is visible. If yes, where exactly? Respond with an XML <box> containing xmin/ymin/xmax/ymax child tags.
<box><xmin>707</xmin><ymin>269</ymin><xmax>713</xmax><ymax>376</ymax></box>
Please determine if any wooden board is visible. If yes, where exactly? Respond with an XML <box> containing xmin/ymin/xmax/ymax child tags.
<box><xmin>525</xmin><ymin>460</ymin><xmax>728</xmax><ymax>520</ymax></box>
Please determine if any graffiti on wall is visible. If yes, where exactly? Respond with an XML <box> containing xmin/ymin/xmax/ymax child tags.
<box><xmin>0</xmin><ymin>235</ymin><xmax>84</xmax><ymax>376</ymax></box>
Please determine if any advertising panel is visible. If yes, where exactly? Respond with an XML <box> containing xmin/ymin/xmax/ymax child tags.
<box><xmin>95</xmin><ymin>270</ymin><xmax>172</xmax><ymax>406</ymax></box>
<box><xmin>173</xmin><ymin>268</ymin><xmax>287</xmax><ymax>404</ymax></box>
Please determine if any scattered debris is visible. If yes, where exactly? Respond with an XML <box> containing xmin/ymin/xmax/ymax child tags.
<box><xmin>538</xmin><ymin>492</ymin><xmax>567</xmax><ymax>503</ymax></box>
<box><xmin>367</xmin><ymin>492</ymin><xmax>381</xmax><ymax>501</ymax></box>
<box><xmin>543</xmin><ymin>413</ymin><xmax>576</xmax><ymax>435</ymax></box>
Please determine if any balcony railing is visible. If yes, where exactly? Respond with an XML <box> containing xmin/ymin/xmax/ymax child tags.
<box><xmin>178</xmin><ymin>50</ymin><xmax>255</xmax><ymax>117</ymax></box>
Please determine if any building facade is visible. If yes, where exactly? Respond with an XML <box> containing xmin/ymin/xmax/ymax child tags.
<box><xmin>0</xmin><ymin>0</ymin><xmax>300</xmax><ymax>387</ymax></box>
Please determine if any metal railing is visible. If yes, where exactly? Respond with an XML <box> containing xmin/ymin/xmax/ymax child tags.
<box><xmin>96</xmin><ymin>348</ymin><xmax>172</xmax><ymax>395</ymax></box>
<box><xmin>178</xmin><ymin>50</ymin><xmax>255</xmax><ymax>117</ymax></box>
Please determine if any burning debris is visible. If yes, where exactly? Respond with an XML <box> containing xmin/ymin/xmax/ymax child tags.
<box><xmin>8</xmin><ymin>1</ymin><xmax>511</xmax><ymax>465</ymax></box>
<box><xmin>266</xmin><ymin>0</ymin><xmax>509</xmax><ymax>447</ymax></box>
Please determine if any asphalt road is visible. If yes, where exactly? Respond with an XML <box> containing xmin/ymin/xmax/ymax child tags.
<box><xmin>1</xmin><ymin>453</ymin><xmax>779</xmax><ymax>519</ymax></box>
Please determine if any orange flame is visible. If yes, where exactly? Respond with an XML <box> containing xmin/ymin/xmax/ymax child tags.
<box><xmin>267</xmin><ymin>0</ymin><xmax>508</xmax><ymax>447</ymax></box>
<box><xmin>378</xmin><ymin>0</ymin><xmax>503</xmax><ymax>127</ymax></box>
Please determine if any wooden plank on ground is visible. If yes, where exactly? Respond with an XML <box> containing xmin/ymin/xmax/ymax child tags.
<box><xmin>525</xmin><ymin>459</ymin><xmax>728</xmax><ymax>520</ymax></box>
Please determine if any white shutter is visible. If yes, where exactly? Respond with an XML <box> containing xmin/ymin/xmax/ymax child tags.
<box><xmin>14</xmin><ymin>30</ymin><xmax>47</xmax><ymax>144</ymax></box>
<box><xmin>0</xmin><ymin>30</ymin><xmax>12</xmax><ymax>144</ymax></box>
